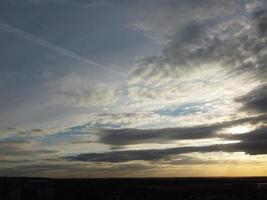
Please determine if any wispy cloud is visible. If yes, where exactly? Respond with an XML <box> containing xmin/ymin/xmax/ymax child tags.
<box><xmin>1</xmin><ymin>0</ymin><xmax>267</xmax><ymax>177</ymax></box>
<box><xmin>0</xmin><ymin>21</ymin><xmax>125</xmax><ymax>77</ymax></box>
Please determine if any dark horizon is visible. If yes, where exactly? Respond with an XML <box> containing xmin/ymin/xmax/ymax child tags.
<box><xmin>1</xmin><ymin>177</ymin><xmax>267</xmax><ymax>200</ymax></box>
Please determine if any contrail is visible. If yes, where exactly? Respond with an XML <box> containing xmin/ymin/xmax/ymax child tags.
<box><xmin>0</xmin><ymin>21</ymin><xmax>125</xmax><ymax>77</ymax></box>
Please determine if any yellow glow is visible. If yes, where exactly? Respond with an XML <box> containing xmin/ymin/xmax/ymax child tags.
<box><xmin>121</xmin><ymin>164</ymin><xmax>267</xmax><ymax>178</ymax></box>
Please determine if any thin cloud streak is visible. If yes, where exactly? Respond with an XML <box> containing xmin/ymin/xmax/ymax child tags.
<box><xmin>0</xmin><ymin>21</ymin><xmax>125</xmax><ymax>77</ymax></box>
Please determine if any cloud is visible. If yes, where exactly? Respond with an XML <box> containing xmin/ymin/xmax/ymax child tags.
<box><xmin>0</xmin><ymin>140</ymin><xmax>57</xmax><ymax>157</ymax></box>
<box><xmin>128</xmin><ymin>2</ymin><xmax>267</xmax><ymax>95</ymax></box>
<box><xmin>85</xmin><ymin>112</ymin><xmax>167</xmax><ymax>129</ymax></box>
<box><xmin>52</xmin><ymin>73</ymin><xmax>118</xmax><ymax>107</ymax></box>
<box><xmin>2</xmin><ymin>0</ymin><xmax>267</xmax><ymax>177</ymax></box>
<box><xmin>95</xmin><ymin>114</ymin><xmax>267</xmax><ymax>145</ymax></box>
<box><xmin>227</xmin><ymin>127</ymin><xmax>267</xmax><ymax>155</ymax></box>
<box><xmin>64</xmin><ymin>114</ymin><xmax>267</xmax><ymax>163</ymax></box>
<box><xmin>246</xmin><ymin>0</ymin><xmax>267</xmax><ymax>12</ymax></box>
<box><xmin>65</xmin><ymin>144</ymin><xmax>229</xmax><ymax>163</ymax></box>
<box><xmin>18</xmin><ymin>129</ymin><xmax>44</xmax><ymax>135</ymax></box>
<box><xmin>99</xmin><ymin>125</ymin><xmax>221</xmax><ymax>145</ymax></box>
<box><xmin>252</xmin><ymin>8</ymin><xmax>267</xmax><ymax>36</ymax></box>
<box><xmin>237</xmin><ymin>84</ymin><xmax>267</xmax><ymax>113</ymax></box>
<box><xmin>130</xmin><ymin>20</ymin><xmax>262</xmax><ymax>85</ymax></box>
<box><xmin>116</xmin><ymin>2</ymin><xmax>267</xmax><ymax>133</ymax></box>
<box><xmin>0</xmin><ymin>127</ymin><xmax>49</xmax><ymax>138</ymax></box>
<box><xmin>133</xmin><ymin>0</ymin><xmax>242</xmax><ymax>41</ymax></box>
<box><xmin>66</xmin><ymin>126</ymin><xmax>267</xmax><ymax>163</ymax></box>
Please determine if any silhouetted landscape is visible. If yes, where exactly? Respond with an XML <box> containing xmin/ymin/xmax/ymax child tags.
<box><xmin>1</xmin><ymin>177</ymin><xmax>267</xmax><ymax>200</ymax></box>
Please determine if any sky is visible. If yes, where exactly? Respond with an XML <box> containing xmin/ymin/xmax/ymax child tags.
<box><xmin>0</xmin><ymin>0</ymin><xmax>267</xmax><ymax>178</ymax></box>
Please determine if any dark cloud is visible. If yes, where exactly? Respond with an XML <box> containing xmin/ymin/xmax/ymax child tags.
<box><xmin>31</xmin><ymin>129</ymin><xmax>43</xmax><ymax>132</ymax></box>
<box><xmin>67</xmin><ymin>124</ymin><xmax>267</xmax><ymax>163</ymax></box>
<box><xmin>65</xmin><ymin>144</ymin><xmax>233</xmax><ymax>163</ymax></box>
<box><xmin>96</xmin><ymin>115</ymin><xmax>267</xmax><ymax>145</ymax></box>
<box><xmin>65</xmin><ymin>147</ymin><xmax>201</xmax><ymax>163</ymax></box>
<box><xmin>253</xmin><ymin>9</ymin><xmax>267</xmax><ymax>36</ymax></box>
<box><xmin>237</xmin><ymin>84</ymin><xmax>267</xmax><ymax>113</ymax></box>
<box><xmin>99</xmin><ymin>125</ymin><xmax>220</xmax><ymax>145</ymax></box>
<box><xmin>226</xmin><ymin>127</ymin><xmax>267</xmax><ymax>155</ymax></box>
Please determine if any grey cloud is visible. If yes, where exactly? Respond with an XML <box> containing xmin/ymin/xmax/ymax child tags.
<box><xmin>246</xmin><ymin>0</ymin><xmax>267</xmax><ymax>12</ymax></box>
<box><xmin>96</xmin><ymin>115</ymin><xmax>267</xmax><ymax>145</ymax></box>
<box><xmin>237</xmin><ymin>84</ymin><xmax>267</xmax><ymax>113</ymax></box>
<box><xmin>52</xmin><ymin>73</ymin><xmax>118</xmax><ymax>107</ymax></box>
<box><xmin>253</xmin><ymin>8</ymin><xmax>267</xmax><ymax>36</ymax></box>
<box><xmin>0</xmin><ymin>127</ymin><xmax>45</xmax><ymax>136</ymax></box>
<box><xmin>66</xmin><ymin>126</ymin><xmax>267</xmax><ymax>163</ymax></box>
<box><xmin>99</xmin><ymin>125</ymin><xmax>222</xmax><ymax>145</ymax></box>
<box><xmin>226</xmin><ymin>127</ymin><xmax>267</xmax><ymax>155</ymax></box>
<box><xmin>66</xmin><ymin>147</ymin><xmax>196</xmax><ymax>163</ymax></box>
<box><xmin>0</xmin><ymin>140</ymin><xmax>57</xmax><ymax>156</ymax></box>
<box><xmin>134</xmin><ymin>0</ymin><xmax>241</xmax><ymax>41</ymax></box>
<box><xmin>65</xmin><ymin>144</ymin><xmax>229</xmax><ymax>163</ymax></box>
<box><xmin>18</xmin><ymin>129</ymin><xmax>44</xmax><ymax>135</ymax></box>
<box><xmin>0</xmin><ymin>149</ymin><xmax>57</xmax><ymax>157</ymax></box>
<box><xmin>129</xmin><ymin>4</ymin><xmax>267</xmax><ymax>87</ymax></box>
<box><xmin>31</xmin><ymin>129</ymin><xmax>43</xmax><ymax>132</ymax></box>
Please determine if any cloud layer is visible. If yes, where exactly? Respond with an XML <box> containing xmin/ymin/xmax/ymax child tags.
<box><xmin>1</xmin><ymin>0</ymin><xmax>267</xmax><ymax>177</ymax></box>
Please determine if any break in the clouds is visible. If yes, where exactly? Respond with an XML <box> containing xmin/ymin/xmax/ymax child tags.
<box><xmin>1</xmin><ymin>0</ymin><xmax>267</xmax><ymax>177</ymax></box>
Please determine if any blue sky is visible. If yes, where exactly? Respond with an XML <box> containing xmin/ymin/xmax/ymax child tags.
<box><xmin>1</xmin><ymin>0</ymin><xmax>267</xmax><ymax>177</ymax></box>
<box><xmin>0</xmin><ymin>0</ymin><xmax>160</xmax><ymax>128</ymax></box>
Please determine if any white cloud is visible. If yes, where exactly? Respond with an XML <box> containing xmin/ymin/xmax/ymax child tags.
<box><xmin>86</xmin><ymin>112</ymin><xmax>168</xmax><ymax>129</ymax></box>
<box><xmin>123</xmin><ymin>2</ymin><xmax>267</xmax><ymax>125</ymax></box>
<box><xmin>51</xmin><ymin>72</ymin><xmax>118</xmax><ymax>107</ymax></box>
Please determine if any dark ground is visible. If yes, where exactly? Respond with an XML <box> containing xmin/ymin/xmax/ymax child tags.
<box><xmin>0</xmin><ymin>177</ymin><xmax>267</xmax><ymax>200</ymax></box>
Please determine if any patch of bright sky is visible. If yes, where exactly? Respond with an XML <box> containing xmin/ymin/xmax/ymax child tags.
<box><xmin>115</xmin><ymin>138</ymin><xmax>241</xmax><ymax>151</ymax></box>
<box><xmin>187</xmin><ymin>152</ymin><xmax>267</xmax><ymax>164</ymax></box>
<box><xmin>218</xmin><ymin>123</ymin><xmax>259</xmax><ymax>135</ymax></box>
<box><xmin>155</xmin><ymin>103</ymin><xmax>209</xmax><ymax>117</ymax></box>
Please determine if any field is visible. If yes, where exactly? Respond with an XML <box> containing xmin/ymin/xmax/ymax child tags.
<box><xmin>1</xmin><ymin>177</ymin><xmax>267</xmax><ymax>200</ymax></box>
